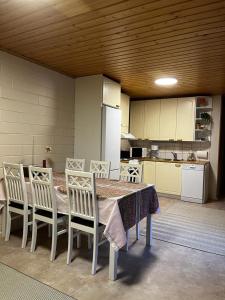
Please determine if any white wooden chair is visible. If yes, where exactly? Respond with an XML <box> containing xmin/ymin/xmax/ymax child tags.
<box><xmin>89</xmin><ymin>160</ymin><xmax>110</xmax><ymax>179</ymax></box>
<box><xmin>120</xmin><ymin>162</ymin><xmax>143</xmax><ymax>251</ymax></box>
<box><xmin>66</xmin><ymin>158</ymin><xmax>85</xmax><ymax>171</ymax></box>
<box><xmin>66</xmin><ymin>170</ymin><xmax>107</xmax><ymax>275</ymax></box>
<box><xmin>3</xmin><ymin>163</ymin><xmax>32</xmax><ymax>248</ymax></box>
<box><xmin>120</xmin><ymin>162</ymin><xmax>143</xmax><ymax>184</ymax></box>
<box><xmin>29</xmin><ymin>166</ymin><xmax>67</xmax><ymax>262</ymax></box>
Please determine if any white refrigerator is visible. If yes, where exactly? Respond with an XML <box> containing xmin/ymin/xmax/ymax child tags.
<box><xmin>101</xmin><ymin>105</ymin><xmax>121</xmax><ymax>179</ymax></box>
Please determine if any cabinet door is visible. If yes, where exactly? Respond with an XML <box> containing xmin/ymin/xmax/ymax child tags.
<box><xmin>143</xmin><ymin>161</ymin><xmax>156</xmax><ymax>185</ymax></box>
<box><xmin>156</xmin><ymin>162</ymin><xmax>181</xmax><ymax>195</ymax></box>
<box><xmin>120</xmin><ymin>93</ymin><xmax>130</xmax><ymax>133</ymax></box>
<box><xmin>130</xmin><ymin>101</ymin><xmax>145</xmax><ymax>139</ymax></box>
<box><xmin>144</xmin><ymin>100</ymin><xmax>160</xmax><ymax>140</ymax></box>
<box><xmin>159</xmin><ymin>99</ymin><xmax>177</xmax><ymax>140</ymax></box>
<box><xmin>176</xmin><ymin>98</ymin><xmax>195</xmax><ymax>141</ymax></box>
<box><xmin>103</xmin><ymin>77</ymin><xmax>121</xmax><ymax>108</ymax></box>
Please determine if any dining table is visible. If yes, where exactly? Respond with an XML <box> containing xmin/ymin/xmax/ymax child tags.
<box><xmin>0</xmin><ymin>172</ymin><xmax>159</xmax><ymax>280</ymax></box>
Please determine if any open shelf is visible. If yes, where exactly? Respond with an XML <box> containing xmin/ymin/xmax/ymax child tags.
<box><xmin>196</xmin><ymin>106</ymin><xmax>212</xmax><ymax>110</ymax></box>
<box><xmin>195</xmin><ymin>96</ymin><xmax>212</xmax><ymax>142</ymax></box>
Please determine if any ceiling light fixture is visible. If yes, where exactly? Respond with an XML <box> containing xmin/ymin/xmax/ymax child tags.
<box><xmin>155</xmin><ymin>77</ymin><xmax>177</xmax><ymax>86</ymax></box>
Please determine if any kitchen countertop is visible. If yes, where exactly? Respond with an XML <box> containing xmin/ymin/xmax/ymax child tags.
<box><xmin>121</xmin><ymin>157</ymin><xmax>209</xmax><ymax>165</ymax></box>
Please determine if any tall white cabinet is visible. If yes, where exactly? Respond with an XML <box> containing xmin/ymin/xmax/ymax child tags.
<box><xmin>74</xmin><ymin>75</ymin><xmax>121</xmax><ymax>170</ymax></box>
<box><xmin>120</xmin><ymin>93</ymin><xmax>130</xmax><ymax>133</ymax></box>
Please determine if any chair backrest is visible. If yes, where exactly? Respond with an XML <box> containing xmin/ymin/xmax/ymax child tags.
<box><xmin>120</xmin><ymin>162</ymin><xmax>143</xmax><ymax>183</ymax></box>
<box><xmin>89</xmin><ymin>160</ymin><xmax>110</xmax><ymax>179</ymax></box>
<box><xmin>3</xmin><ymin>163</ymin><xmax>27</xmax><ymax>205</ymax></box>
<box><xmin>66</xmin><ymin>158</ymin><xmax>85</xmax><ymax>171</ymax></box>
<box><xmin>29</xmin><ymin>166</ymin><xmax>56</xmax><ymax>213</ymax></box>
<box><xmin>66</xmin><ymin>170</ymin><xmax>98</xmax><ymax>224</ymax></box>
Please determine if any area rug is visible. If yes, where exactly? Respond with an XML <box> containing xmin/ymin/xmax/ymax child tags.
<box><xmin>143</xmin><ymin>202</ymin><xmax>225</xmax><ymax>256</ymax></box>
<box><xmin>0</xmin><ymin>262</ymin><xmax>76</xmax><ymax>300</ymax></box>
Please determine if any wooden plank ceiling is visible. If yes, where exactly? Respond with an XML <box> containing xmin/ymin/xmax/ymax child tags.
<box><xmin>0</xmin><ymin>0</ymin><xmax>225</xmax><ymax>98</ymax></box>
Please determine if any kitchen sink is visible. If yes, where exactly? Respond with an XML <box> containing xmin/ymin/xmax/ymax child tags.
<box><xmin>150</xmin><ymin>158</ymin><xmax>184</xmax><ymax>162</ymax></box>
<box><xmin>172</xmin><ymin>159</ymin><xmax>184</xmax><ymax>162</ymax></box>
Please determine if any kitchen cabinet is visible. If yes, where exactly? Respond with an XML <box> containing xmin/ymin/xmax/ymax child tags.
<box><xmin>74</xmin><ymin>75</ymin><xmax>121</xmax><ymax>169</ymax></box>
<box><xmin>120</xmin><ymin>93</ymin><xmax>130</xmax><ymax>133</ymax></box>
<box><xmin>159</xmin><ymin>98</ymin><xmax>177</xmax><ymax>140</ymax></box>
<box><xmin>103</xmin><ymin>77</ymin><xmax>121</xmax><ymax>108</ymax></box>
<box><xmin>144</xmin><ymin>100</ymin><xmax>160</xmax><ymax>140</ymax></box>
<box><xmin>130</xmin><ymin>97</ymin><xmax>196</xmax><ymax>141</ymax></box>
<box><xmin>143</xmin><ymin>161</ymin><xmax>156</xmax><ymax>185</ymax></box>
<box><xmin>155</xmin><ymin>162</ymin><xmax>182</xmax><ymax>195</ymax></box>
<box><xmin>130</xmin><ymin>101</ymin><xmax>145</xmax><ymax>139</ymax></box>
<box><xmin>176</xmin><ymin>98</ymin><xmax>195</xmax><ymax>141</ymax></box>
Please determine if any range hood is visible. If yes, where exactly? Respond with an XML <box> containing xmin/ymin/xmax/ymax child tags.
<box><xmin>121</xmin><ymin>132</ymin><xmax>137</xmax><ymax>140</ymax></box>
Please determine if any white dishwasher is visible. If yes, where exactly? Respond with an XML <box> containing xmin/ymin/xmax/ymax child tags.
<box><xmin>181</xmin><ymin>164</ymin><xmax>208</xmax><ymax>203</ymax></box>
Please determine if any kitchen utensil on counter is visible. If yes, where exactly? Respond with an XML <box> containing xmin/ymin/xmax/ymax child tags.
<box><xmin>150</xmin><ymin>145</ymin><xmax>159</xmax><ymax>159</ymax></box>
<box><xmin>187</xmin><ymin>152</ymin><xmax>196</xmax><ymax>161</ymax></box>
<box><xmin>196</xmin><ymin>150</ymin><xmax>208</xmax><ymax>160</ymax></box>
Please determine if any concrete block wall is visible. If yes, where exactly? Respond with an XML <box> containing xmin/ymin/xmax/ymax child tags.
<box><xmin>0</xmin><ymin>51</ymin><xmax>75</xmax><ymax>176</ymax></box>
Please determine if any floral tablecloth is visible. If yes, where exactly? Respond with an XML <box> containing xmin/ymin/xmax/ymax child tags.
<box><xmin>0</xmin><ymin>173</ymin><xmax>159</xmax><ymax>249</ymax></box>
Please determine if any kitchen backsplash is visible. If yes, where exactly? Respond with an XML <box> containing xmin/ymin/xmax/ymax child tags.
<box><xmin>121</xmin><ymin>139</ymin><xmax>210</xmax><ymax>161</ymax></box>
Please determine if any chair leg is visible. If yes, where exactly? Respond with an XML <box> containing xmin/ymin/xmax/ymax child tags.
<box><xmin>5</xmin><ymin>210</ymin><xmax>11</xmax><ymax>242</ymax></box>
<box><xmin>136</xmin><ymin>222</ymin><xmax>140</xmax><ymax>240</ymax></box>
<box><xmin>30</xmin><ymin>219</ymin><xmax>37</xmax><ymax>252</ymax></box>
<box><xmin>76</xmin><ymin>233</ymin><xmax>81</xmax><ymax>249</ymax></box>
<box><xmin>67</xmin><ymin>227</ymin><xmax>73</xmax><ymax>265</ymax></box>
<box><xmin>125</xmin><ymin>230</ymin><xmax>129</xmax><ymax>252</ymax></box>
<box><xmin>28</xmin><ymin>213</ymin><xmax>32</xmax><ymax>233</ymax></box>
<box><xmin>50</xmin><ymin>222</ymin><xmax>57</xmax><ymax>262</ymax></box>
<box><xmin>91</xmin><ymin>232</ymin><xmax>98</xmax><ymax>275</ymax></box>
<box><xmin>21</xmin><ymin>213</ymin><xmax>28</xmax><ymax>248</ymax></box>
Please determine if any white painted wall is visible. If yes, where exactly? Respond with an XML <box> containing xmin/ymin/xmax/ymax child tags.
<box><xmin>209</xmin><ymin>95</ymin><xmax>222</xmax><ymax>200</ymax></box>
<box><xmin>0</xmin><ymin>51</ymin><xmax>75</xmax><ymax>176</ymax></box>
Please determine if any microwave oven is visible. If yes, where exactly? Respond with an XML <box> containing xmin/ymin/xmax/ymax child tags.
<box><xmin>130</xmin><ymin>147</ymin><xmax>148</xmax><ymax>158</ymax></box>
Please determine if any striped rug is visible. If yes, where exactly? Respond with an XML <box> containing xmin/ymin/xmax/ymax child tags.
<box><xmin>146</xmin><ymin>202</ymin><xmax>225</xmax><ymax>256</ymax></box>
<box><xmin>0</xmin><ymin>263</ymin><xmax>76</xmax><ymax>300</ymax></box>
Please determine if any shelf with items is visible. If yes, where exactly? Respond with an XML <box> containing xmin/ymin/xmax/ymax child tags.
<box><xmin>195</xmin><ymin>96</ymin><xmax>212</xmax><ymax>142</ymax></box>
<box><xmin>196</xmin><ymin>96</ymin><xmax>212</xmax><ymax>109</ymax></box>
<box><xmin>196</xmin><ymin>106</ymin><xmax>212</xmax><ymax>110</ymax></box>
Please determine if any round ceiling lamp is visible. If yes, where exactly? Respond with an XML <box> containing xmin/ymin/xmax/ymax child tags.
<box><xmin>155</xmin><ymin>77</ymin><xmax>178</xmax><ymax>86</ymax></box>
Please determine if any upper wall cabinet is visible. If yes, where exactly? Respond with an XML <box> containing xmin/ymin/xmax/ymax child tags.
<box><xmin>176</xmin><ymin>98</ymin><xmax>195</xmax><ymax>141</ymax></box>
<box><xmin>130</xmin><ymin>100</ymin><xmax>145</xmax><ymax>139</ymax></box>
<box><xmin>130</xmin><ymin>97</ymin><xmax>196</xmax><ymax>141</ymax></box>
<box><xmin>159</xmin><ymin>98</ymin><xmax>177</xmax><ymax>140</ymax></box>
<box><xmin>103</xmin><ymin>77</ymin><xmax>121</xmax><ymax>108</ymax></box>
<box><xmin>120</xmin><ymin>93</ymin><xmax>130</xmax><ymax>133</ymax></box>
<box><xmin>144</xmin><ymin>100</ymin><xmax>160</xmax><ymax>140</ymax></box>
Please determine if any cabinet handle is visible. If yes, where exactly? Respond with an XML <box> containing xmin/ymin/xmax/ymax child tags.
<box><xmin>175</xmin><ymin>164</ymin><xmax>181</xmax><ymax>167</ymax></box>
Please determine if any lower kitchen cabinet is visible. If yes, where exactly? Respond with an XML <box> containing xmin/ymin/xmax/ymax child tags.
<box><xmin>155</xmin><ymin>162</ymin><xmax>182</xmax><ymax>195</ymax></box>
<box><xmin>143</xmin><ymin>161</ymin><xmax>156</xmax><ymax>185</ymax></box>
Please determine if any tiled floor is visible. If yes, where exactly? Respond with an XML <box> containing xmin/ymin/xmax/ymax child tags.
<box><xmin>0</xmin><ymin>198</ymin><xmax>225</xmax><ymax>300</ymax></box>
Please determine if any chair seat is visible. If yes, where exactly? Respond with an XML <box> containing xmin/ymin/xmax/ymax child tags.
<box><xmin>71</xmin><ymin>216</ymin><xmax>103</xmax><ymax>228</ymax></box>
<box><xmin>9</xmin><ymin>202</ymin><xmax>32</xmax><ymax>210</ymax></box>
<box><xmin>35</xmin><ymin>209</ymin><xmax>65</xmax><ymax>219</ymax></box>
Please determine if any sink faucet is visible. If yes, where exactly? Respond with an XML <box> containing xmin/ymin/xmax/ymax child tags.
<box><xmin>171</xmin><ymin>152</ymin><xmax>178</xmax><ymax>160</ymax></box>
